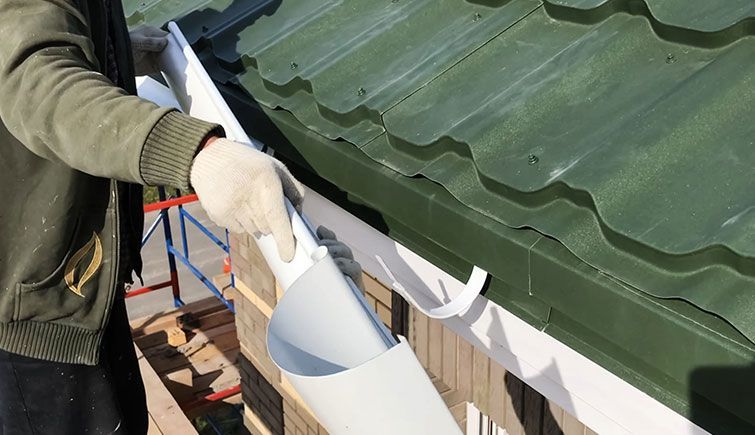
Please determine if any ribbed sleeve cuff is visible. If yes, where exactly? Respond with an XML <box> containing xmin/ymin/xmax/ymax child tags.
<box><xmin>140</xmin><ymin>111</ymin><xmax>224</xmax><ymax>190</ymax></box>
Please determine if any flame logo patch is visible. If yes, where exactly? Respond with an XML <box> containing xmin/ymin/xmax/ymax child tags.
<box><xmin>63</xmin><ymin>232</ymin><xmax>103</xmax><ymax>298</ymax></box>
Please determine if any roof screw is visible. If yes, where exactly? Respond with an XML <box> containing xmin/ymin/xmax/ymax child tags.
<box><xmin>357</xmin><ymin>87</ymin><xmax>367</xmax><ymax>96</ymax></box>
<box><xmin>473</xmin><ymin>12</ymin><xmax>482</xmax><ymax>22</ymax></box>
<box><xmin>666</xmin><ymin>53</ymin><xmax>676</xmax><ymax>64</ymax></box>
<box><xmin>201</xmin><ymin>25</ymin><xmax>209</xmax><ymax>33</ymax></box>
<box><xmin>527</xmin><ymin>154</ymin><xmax>539</xmax><ymax>165</ymax></box>
<box><xmin>290</xmin><ymin>62</ymin><xmax>298</xmax><ymax>70</ymax></box>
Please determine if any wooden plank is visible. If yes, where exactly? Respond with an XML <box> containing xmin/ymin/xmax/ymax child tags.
<box><xmin>432</xmin><ymin>377</ymin><xmax>451</xmax><ymax>395</ymax></box>
<box><xmin>413</xmin><ymin>309</ymin><xmax>429</xmax><ymax>366</ymax></box>
<box><xmin>134</xmin><ymin>329</ymin><xmax>171</xmax><ymax>350</ymax></box>
<box><xmin>523</xmin><ymin>384</ymin><xmax>544</xmax><ymax>435</ymax></box>
<box><xmin>136</xmin><ymin>327</ymin><xmax>189</xmax><ymax>351</ymax></box>
<box><xmin>130</xmin><ymin>297</ymin><xmax>224</xmax><ymax>336</ymax></box>
<box><xmin>543</xmin><ymin>399</ymin><xmax>565</xmax><ymax>435</ymax></box>
<box><xmin>472</xmin><ymin>346</ymin><xmax>490</xmax><ymax>413</ymax></box>
<box><xmin>441</xmin><ymin>326</ymin><xmax>457</xmax><ymax>390</ymax></box>
<box><xmin>562</xmin><ymin>409</ymin><xmax>585</xmax><ymax>435</ymax></box>
<box><xmin>441</xmin><ymin>389</ymin><xmax>467</xmax><ymax>410</ymax></box>
<box><xmin>449</xmin><ymin>401</ymin><xmax>467</xmax><ymax>430</ymax></box>
<box><xmin>376</xmin><ymin>302</ymin><xmax>392</xmax><ymax>328</ymax></box>
<box><xmin>488</xmin><ymin>360</ymin><xmax>506</xmax><ymax>428</ymax></box>
<box><xmin>162</xmin><ymin>368</ymin><xmax>195</xmax><ymax>403</ymax></box>
<box><xmin>365</xmin><ymin>294</ymin><xmax>378</xmax><ymax>311</ymax></box>
<box><xmin>193</xmin><ymin>309</ymin><xmax>235</xmax><ymax>331</ymax></box>
<box><xmin>145</xmin><ymin>335</ymin><xmax>239</xmax><ymax>375</ymax></box>
<box><xmin>363</xmin><ymin>273</ymin><xmax>392</xmax><ymax>307</ymax></box>
<box><xmin>457</xmin><ymin>339</ymin><xmax>474</xmax><ymax>399</ymax></box>
<box><xmin>136</xmin><ymin>345</ymin><xmax>198</xmax><ymax>435</ymax></box>
<box><xmin>503</xmin><ymin>373</ymin><xmax>525</xmax><ymax>435</ymax></box>
<box><xmin>188</xmin><ymin>346</ymin><xmax>240</xmax><ymax>376</ymax></box>
<box><xmin>428</xmin><ymin>318</ymin><xmax>443</xmax><ymax>376</ymax></box>
<box><xmin>175</xmin><ymin>323</ymin><xmax>238</xmax><ymax>357</ymax></box>
<box><xmin>167</xmin><ymin>327</ymin><xmax>189</xmax><ymax>347</ymax></box>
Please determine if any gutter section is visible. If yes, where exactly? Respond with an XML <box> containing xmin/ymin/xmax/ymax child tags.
<box><xmin>141</xmin><ymin>23</ymin><xmax>463</xmax><ymax>434</ymax></box>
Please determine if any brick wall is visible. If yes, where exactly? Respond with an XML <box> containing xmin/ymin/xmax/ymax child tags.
<box><xmin>231</xmin><ymin>234</ymin><xmax>327</xmax><ymax>435</ymax></box>
<box><xmin>240</xmin><ymin>353</ymin><xmax>283</xmax><ymax>435</ymax></box>
<box><xmin>231</xmin><ymin>233</ymin><xmax>596</xmax><ymax>435</ymax></box>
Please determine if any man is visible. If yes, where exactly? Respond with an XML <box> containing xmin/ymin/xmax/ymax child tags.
<box><xmin>0</xmin><ymin>1</ymin><xmax>361</xmax><ymax>434</ymax></box>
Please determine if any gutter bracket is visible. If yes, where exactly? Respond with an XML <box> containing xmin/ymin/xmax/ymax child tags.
<box><xmin>394</xmin><ymin>266</ymin><xmax>489</xmax><ymax>319</ymax></box>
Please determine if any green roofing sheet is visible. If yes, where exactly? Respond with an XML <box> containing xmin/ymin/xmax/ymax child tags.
<box><xmin>548</xmin><ymin>0</ymin><xmax>754</xmax><ymax>33</ymax></box>
<box><xmin>127</xmin><ymin>0</ymin><xmax>755</xmax><ymax>344</ymax></box>
<box><xmin>122</xmin><ymin>0</ymin><xmax>755</xmax><ymax>430</ymax></box>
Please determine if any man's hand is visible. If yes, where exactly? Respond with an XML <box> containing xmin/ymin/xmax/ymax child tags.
<box><xmin>317</xmin><ymin>226</ymin><xmax>365</xmax><ymax>291</ymax></box>
<box><xmin>130</xmin><ymin>26</ymin><xmax>169</xmax><ymax>76</ymax></box>
<box><xmin>190</xmin><ymin>138</ymin><xmax>305</xmax><ymax>261</ymax></box>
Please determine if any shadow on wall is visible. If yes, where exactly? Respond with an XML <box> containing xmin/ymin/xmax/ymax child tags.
<box><xmin>690</xmin><ymin>362</ymin><xmax>755</xmax><ymax>435</ymax></box>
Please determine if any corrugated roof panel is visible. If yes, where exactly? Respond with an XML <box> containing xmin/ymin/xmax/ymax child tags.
<box><xmin>548</xmin><ymin>0</ymin><xmax>755</xmax><ymax>33</ymax></box>
<box><xmin>123</xmin><ymin>0</ymin><xmax>755</xmax><ymax>343</ymax></box>
<box><xmin>363</xmin><ymin>7</ymin><xmax>755</xmax><ymax>340</ymax></box>
<box><xmin>223</xmin><ymin>0</ymin><xmax>541</xmax><ymax>145</ymax></box>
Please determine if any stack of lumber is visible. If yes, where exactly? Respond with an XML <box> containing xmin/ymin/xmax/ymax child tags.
<box><xmin>130</xmin><ymin>294</ymin><xmax>242</xmax><ymax>419</ymax></box>
<box><xmin>137</xmin><ymin>345</ymin><xmax>198</xmax><ymax>435</ymax></box>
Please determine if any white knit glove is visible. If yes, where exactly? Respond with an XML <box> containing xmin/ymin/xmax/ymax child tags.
<box><xmin>190</xmin><ymin>139</ymin><xmax>305</xmax><ymax>261</ymax></box>
<box><xmin>317</xmin><ymin>226</ymin><xmax>365</xmax><ymax>292</ymax></box>
<box><xmin>130</xmin><ymin>25</ymin><xmax>169</xmax><ymax>76</ymax></box>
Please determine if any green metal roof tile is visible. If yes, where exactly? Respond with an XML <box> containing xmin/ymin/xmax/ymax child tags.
<box><xmin>222</xmin><ymin>0</ymin><xmax>541</xmax><ymax>145</ymax></box>
<box><xmin>123</xmin><ymin>0</ymin><xmax>755</xmax><ymax>431</ymax></box>
<box><xmin>222</xmin><ymin>97</ymin><xmax>755</xmax><ymax>433</ymax></box>
<box><xmin>546</xmin><ymin>0</ymin><xmax>755</xmax><ymax>33</ymax></box>
<box><xmin>125</xmin><ymin>0</ymin><xmax>210</xmax><ymax>26</ymax></box>
<box><xmin>368</xmin><ymin>6</ymin><xmax>755</xmax><ymax>341</ymax></box>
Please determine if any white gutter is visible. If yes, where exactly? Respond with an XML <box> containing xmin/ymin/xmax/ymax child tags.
<box><xmin>301</xmin><ymin>189</ymin><xmax>712</xmax><ymax>435</ymax></box>
<box><xmin>138</xmin><ymin>23</ymin><xmax>465</xmax><ymax>435</ymax></box>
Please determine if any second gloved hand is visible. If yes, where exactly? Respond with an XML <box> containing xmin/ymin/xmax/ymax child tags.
<box><xmin>190</xmin><ymin>138</ymin><xmax>305</xmax><ymax>262</ymax></box>
<box><xmin>130</xmin><ymin>25</ymin><xmax>169</xmax><ymax>76</ymax></box>
<box><xmin>317</xmin><ymin>226</ymin><xmax>365</xmax><ymax>292</ymax></box>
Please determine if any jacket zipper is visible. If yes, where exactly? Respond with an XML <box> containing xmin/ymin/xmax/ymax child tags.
<box><xmin>101</xmin><ymin>180</ymin><xmax>121</xmax><ymax>331</ymax></box>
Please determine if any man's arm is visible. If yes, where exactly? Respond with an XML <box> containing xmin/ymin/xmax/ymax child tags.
<box><xmin>0</xmin><ymin>0</ymin><xmax>217</xmax><ymax>190</ymax></box>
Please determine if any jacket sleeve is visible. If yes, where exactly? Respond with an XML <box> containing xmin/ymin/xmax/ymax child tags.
<box><xmin>0</xmin><ymin>0</ymin><xmax>220</xmax><ymax>190</ymax></box>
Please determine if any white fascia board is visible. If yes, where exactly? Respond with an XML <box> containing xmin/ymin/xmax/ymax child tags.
<box><xmin>302</xmin><ymin>188</ymin><xmax>710</xmax><ymax>435</ymax></box>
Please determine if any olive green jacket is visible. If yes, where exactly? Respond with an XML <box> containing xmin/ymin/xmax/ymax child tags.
<box><xmin>0</xmin><ymin>0</ymin><xmax>219</xmax><ymax>364</ymax></box>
